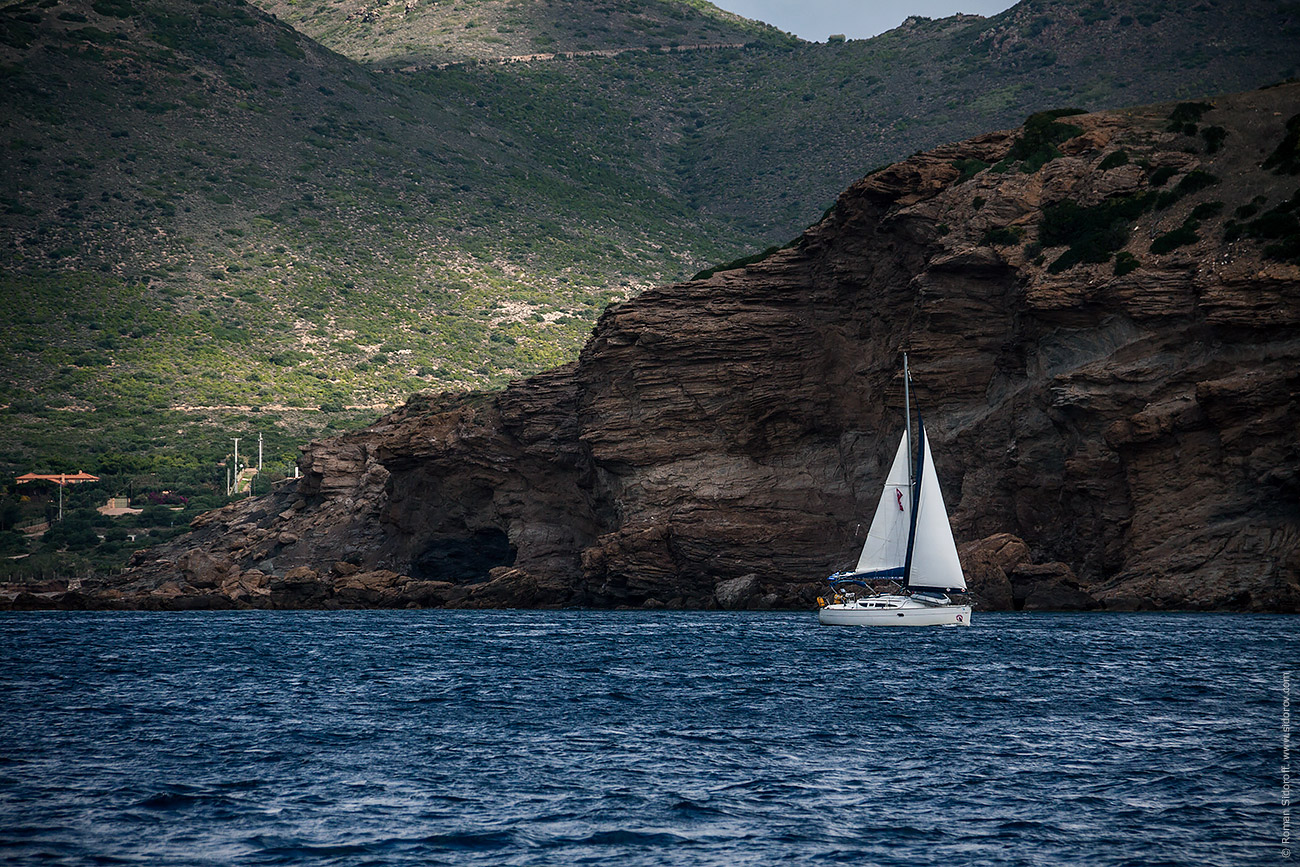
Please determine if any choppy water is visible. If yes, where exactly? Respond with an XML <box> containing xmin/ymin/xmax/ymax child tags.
<box><xmin>0</xmin><ymin>611</ymin><xmax>1293</xmax><ymax>866</ymax></box>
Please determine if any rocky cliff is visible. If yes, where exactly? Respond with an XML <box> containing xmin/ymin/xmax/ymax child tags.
<box><xmin>20</xmin><ymin>85</ymin><xmax>1300</xmax><ymax>612</ymax></box>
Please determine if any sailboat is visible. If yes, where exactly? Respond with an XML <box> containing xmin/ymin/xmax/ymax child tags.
<box><xmin>818</xmin><ymin>354</ymin><xmax>971</xmax><ymax>626</ymax></box>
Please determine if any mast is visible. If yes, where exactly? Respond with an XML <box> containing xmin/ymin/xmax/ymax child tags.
<box><xmin>902</xmin><ymin>419</ymin><xmax>925</xmax><ymax>588</ymax></box>
<box><xmin>903</xmin><ymin>353</ymin><xmax>913</xmax><ymax>484</ymax></box>
<box><xmin>902</xmin><ymin>354</ymin><xmax>922</xmax><ymax>589</ymax></box>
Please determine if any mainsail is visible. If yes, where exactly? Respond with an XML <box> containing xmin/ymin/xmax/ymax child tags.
<box><xmin>854</xmin><ymin>432</ymin><xmax>912</xmax><ymax>578</ymax></box>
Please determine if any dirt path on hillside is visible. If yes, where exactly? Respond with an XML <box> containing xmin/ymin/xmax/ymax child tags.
<box><xmin>390</xmin><ymin>42</ymin><xmax>752</xmax><ymax>73</ymax></box>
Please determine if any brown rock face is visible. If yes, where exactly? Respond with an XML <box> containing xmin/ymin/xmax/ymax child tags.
<box><xmin>1010</xmin><ymin>562</ymin><xmax>1097</xmax><ymax>612</ymax></box>
<box><xmin>86</xmin><ymin>86</ymin><xmax>1300</xmax><ymax>612</ymax></box>
<box><xmin>958</xmin><ymin>533</ymin><xmax>1029</xmax><ymax>610</ymax></box>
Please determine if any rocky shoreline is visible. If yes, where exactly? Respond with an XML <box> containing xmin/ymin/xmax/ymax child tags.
<box><xmin>4</xmin><ymin>528</ymin><xmax>1109</xmax><ymax>611</ymax></box>
<box><xmin>0</xmin><ymin>531</ymin><xmax>1244</xmax><ymax>612</ymax></box>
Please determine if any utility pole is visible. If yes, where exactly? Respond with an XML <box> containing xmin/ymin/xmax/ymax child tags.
<box><xmin>258</xmin><ymin>432</ymin><xmax>263</xmax><ymax>471</ymax></box>
<box><xmin>232</xmin><ymin>437</ymin><xmax>241</xmax><ymax>494</ymax></box>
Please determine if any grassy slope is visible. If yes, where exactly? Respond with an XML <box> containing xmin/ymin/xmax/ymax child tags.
<box><xmin>0</xmin><ymin>0</ymin><xmax>1297</xmax><ymax>543</ymax></box>
<box><xmin>0</xmin><ymin>0</ymin><xmax>745</xmax><ymax>540</ymax></box>
<box><xmin>0</xmin><ymin>0</ymin><xmax>751</xmax><ymax>469</ymax></box>
<box><xmin>250</xmin><ymin>0</ymin><xmax>794</xmax><ymax>68</ymax></box>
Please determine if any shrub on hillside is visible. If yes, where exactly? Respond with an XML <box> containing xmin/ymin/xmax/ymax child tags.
<box><xmin>1098</xmin><ymin>150</ymin><xmax>1130</xmax><ymax>171</ymax></box>
<box><xmin>1166</xmin><ymin>101</ymin><xmax>1212</xmax><ymax>131</ymax></box>
<box><xmin>980</xmin><ymin>226</ymin><xmax>1024</xmax><ymax>246</ymax></box>
<box><xmin>1040</xmin><ymin>192</ymin><xmax>1153</xmax><ymax>272</ymax></box>
<box><xmin>1113</xmin><ymin>251</ymin><xmax>1140</xmax><ymax>276</ymax></box>
<box><xmin>1151</xmin><ymin>218</ymin><xmax>1200</xmax><ymax>254</ymax></box>
<box><xmin>1201</xmin><ymin>125</ymin><xmax>1227</xmax><ymax>154</ymax></box>
<box><xmin>1001</xmin><ymin>108</ymin><xmax>1087</xmax><ymax>174</ymax></box>
<box><xmin>1263</xmin><ymin>114</ymin><xmax>1300</xmax><ymax>175</ymax></box>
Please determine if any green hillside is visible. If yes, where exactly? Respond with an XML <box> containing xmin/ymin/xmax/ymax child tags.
<box><xmin>0</xmin><ymin>0</ymin><xmax>1298</xmax><ymax>578</ymax></box>
<box><xmin>249</xmin><ymin>0</ymin><xmax>794</xmax><ymax>68</ymax></box>
<box><xmin>0</xmin><ymin>0</ymin><xmax>751</xmax><ymax>478</ymax></box>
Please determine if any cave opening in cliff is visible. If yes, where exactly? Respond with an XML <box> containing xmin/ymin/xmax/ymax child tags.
<box><xmin>409</xmin><ymin>529</ymin><xmax>516</xmax><ymax>584</ymax></box>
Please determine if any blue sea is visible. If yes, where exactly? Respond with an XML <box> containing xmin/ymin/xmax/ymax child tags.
<box><xmin>0</xmin><ymin>611</ymin><xmax>1293</xmax><ymax>866</ymax></box>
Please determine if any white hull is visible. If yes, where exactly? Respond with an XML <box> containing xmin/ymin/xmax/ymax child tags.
<box><xmin>818</xmin><ymin>595</ymin><xmax>971</xmax><ymax>627</ymax></box>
